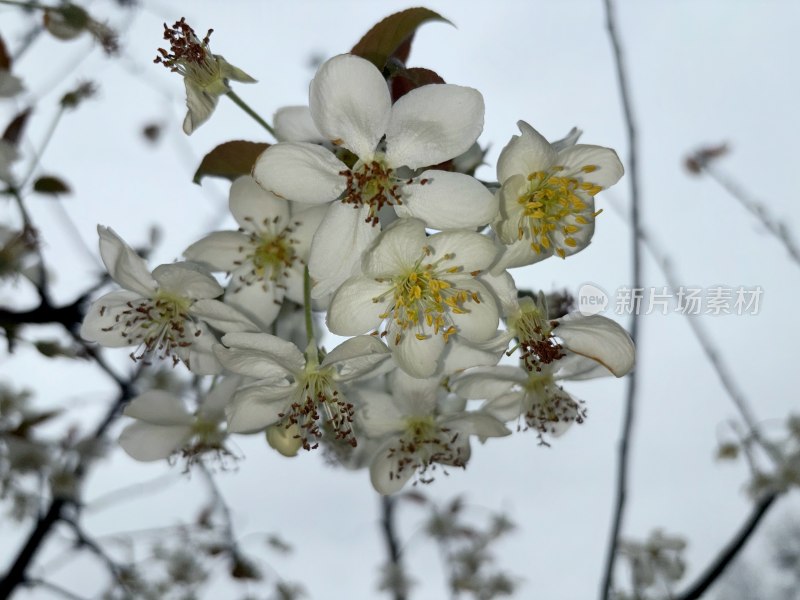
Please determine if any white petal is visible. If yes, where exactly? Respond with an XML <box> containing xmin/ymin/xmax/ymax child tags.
<box><xmin>190</xmin><ymin>299</ymin><xmax>256</xmax><ymax>332</ymax></box>
<box><xmin>253</xmin><ymin>142</ymin><xmax>346</xmax><ymax>204</ymax></box>
<box><xmin>217</xmin><ymin>55</ymin><xmax>256</xmax><ymax>83</ymax></box>
<box><xmin>119</xmin><ymin>422</ymin><xmax>191</xmax><ymax>461</ymax></box>
<box><xmin>427</xmin><ymin>229</ymin><xmax>497</xmax><ymax>273</ymax></box>
<box><xmin>184</xmin><ymin>231</ymin><xmax>250</xmax><ymax>272</ymax></box>
<box><xmin>440</xmin><ymin>413</ymin><xmax>510</xmax><ymax>438</ymax></box>
<box><xmin>389</xmin><ymin>322</ymin><xmax>445</xmax><ymax>379</ymax></box>
<box><xmin>123</xmin><ymin>391</ymin><xmax>192</xmax><ymax>425</ymax></box>
<box><xmin>80</xmin><ymin>290</ymin><xmax>145</xmax><ymax>347</ymax></box>
<box><xmin>322</xmin><ymin>335</ymin><xmax>391</xmax><ymax>381</ymax></box>
<box><xmin>185</xmin><ymin>325</ymin><xmax>224</xmax><ymax>375</ymax></box>
<box><xmin>490</xmin><ymin>237</ymin><xmax>551</xmax><ymax>274</ymax></box>
<box><xmin>308</xmin><ymin>202</ymin><xmax>379</xmax><ymax>298</ymax></box>
<box><xmin>558</xmin><ymin>144</ymin><xmax>624</xmax><ymax>190</ymax></box>
<box><xmin>362</xmin><ymin>218</ymin><xmax>427</xmax><ymax>278</ymax></box>
<box><xmin>496</xmin><ymin>120</ymin><xmax>557</xmax><ymax>184</ymax></box>
<box><xmin>200</xmin><ymin>375</ymin><xmax>243</xmax><ymax>420</ymax></box>
<box><xmin>327</xmin><ymin>276</ymin><xmax>392</xmax><ymax>336</ymax></box>
<box><xmin>183</xmin><ymin>79</ymin><xmax>219</xmax><ymax>135</ymax></box>
<box><xmin>551</xmin><ymin>127</ymin><xmax>582</xmax><ymax>153</ymax></box>
<box><xmin>479</xmin><ymin>271</ymin><xmax>518</xmax><ymax>317</ymax></box>
<box><xmin>226</xmin><ymin>385</ymin><xmax>292</xmax><ymax>433</ymax></box>
<box><xmin>451</xmin><ymin>366</ymin><xmax>527</xmax><ymax>400</ymax></box>
<box><xmin>219</xmin><ymin>332</ymin><xmax>305</xmax><ymax>374</ymax></box>
<box><xmin>309</xmin><ymin>54</ymin><xmax>390</xmax><ymax>159</ymax></box>
<box><xmin>385</xmin><ymin>85</ymin><xmax>484</xmax><ymax>170</ymax></box>
<box><xmin>448</xmin><ymin>280</ymin><xmax>499</xmax><ymax>343</ymax></box>
<box><xmin>97</xmin><ymin>226</ymin><xmax>156</xmax><ymax>296</ymax></box>
<box><xmin>440</xmin><ymin>337</ymin><xmax>506</xmax><ymax>374</ymax></box>
<box><xmin>290</xmin><ymin>204</ymin><xmax>328</xmax><ymax>259</ymax></box>
<box><xmin>223</xmin><ymin>273</ymin><xmax>284</xmax><ymax>331</ymax></box>
<box><xmin>554</xmin><ymin>314</ymin><xmax>635</xmax><ymax>377</ymax></box>
<box><xmin>274</xmin><ymin>105</ymin><xmax>324</xmax><ymax>143</ymax></box>
<box><xmin>152</xmin><ymin>262</ymin><xmax>222</xmax><ymax>299</ymax></box>
<box><xmin>396</xmin><ymin>171</ymin><xmax>498</xmax><ymax>230</ymax></box>
<box><xmin>389</xmin><ymin>369</ymin><xmax>440</xmax><ymax>415</ymax></box>
<box><xmin>370</xmin><ymin>439</ymin><xmax>416</xmax><ymax>495</ymax></box>
<box><xmin>355</xmin><ymin>391</ymin><xmax>405</xmax><ymax>438</ymax></box>
<box><xmin>553</xmin><ymin>352</ymin><xmax>616</xmax><ymax>381</ymax></box>
<box><xmin>229</xmin><ymin>175</ymin><xmax>291</xmax><ymax>232</ymax></box>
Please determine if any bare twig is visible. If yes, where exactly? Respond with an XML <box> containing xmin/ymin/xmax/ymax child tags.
<box><xmin>380</xmin><ymin>495</ymin><xmax>408</xmax><ymax>600</ymax></box>
<box><xmin>688</xmin><ymin>149</ymin><xmax>800</xmax><ymax>269</ymax></box>
<box><xmin>676</xmin><ymin>493</ymin><xmax>779</xmax><ymax>600</ymax></box>
<box><xmin>62</xmin><ymin>517</ymin><xmax>134</xmax><ymax>596</ymax></box>
<box><xmin>599</xmin><ymin>0</ymin><xmax>643</xmax><ymax>597</ymax></box>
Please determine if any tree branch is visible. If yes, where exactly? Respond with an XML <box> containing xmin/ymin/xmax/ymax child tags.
<box><xmin>676</xmin><ymin>493</ymin><xmax>779</xmax><ymax>600</ymax></box>
<box><xmin>600</xmin><ymin>0</ymin><xmax>643</xmax><ymax>597</ymax></box>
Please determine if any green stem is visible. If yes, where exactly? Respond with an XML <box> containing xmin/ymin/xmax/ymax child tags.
<box><xmin>225</xmin><ymin>90</ymin><xmax>277</xmax><ymax>139</ymax></box>
<box><xmin>303</xmin><ymin>266</ymin><xmax>314</xmax><ymax>346</ymax></box>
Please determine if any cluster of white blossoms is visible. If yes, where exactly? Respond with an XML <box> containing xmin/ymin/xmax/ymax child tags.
<box><xmin>81</xmin><ymin>48</ymin><xmax>635</xmax><ymax>494</ymax></box>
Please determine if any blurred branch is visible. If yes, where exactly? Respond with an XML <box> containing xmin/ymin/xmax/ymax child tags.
<box><xmin>62</xmin><ymin>517</ymin><xmax>134</xmax><ymax>595</ymax></box>
<box><xmin>606</xmin><ymin>200</ymin><xmax>780</xmax><ymax>465</ymax></box>
<box><xmin>676</xmin><ymin>492</ymin><xmax>779</xmax><ymax>600</ymax></box>
<box><xmin>24</xmin><ymin>578</ymin><xmax>88</xmax><ymax>600</ymax></box>
<box><xmin>600</xmin><ymin>0</ymin><xmax>643</xmax><ymax>597</ymax></box>
<box><xmin>686</xmin><ymin>146</ymin><xmax>800</xmax><ymax>269</ymax></box>
<box><xmin>0</xmin><ymin>374</ymin><xmax>138</xmax><ymax>598</ymax></box>
<box><xmin>380</xmin><ymin>495</ymin><xmax>407</xmax><ymax>600</ymax></box>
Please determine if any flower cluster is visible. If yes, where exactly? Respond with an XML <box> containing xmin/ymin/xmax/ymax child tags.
<box><xmin>81</xmin><ymin>30</ymin><xmax>634</xmax><ymax>494</ymax></box>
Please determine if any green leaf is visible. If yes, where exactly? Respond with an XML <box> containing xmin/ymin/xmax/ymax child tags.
<box><xmin>351</xmin><ymin>7</ymin><xmax>452</xmax><ymax>70</ymax></box>
<box><xmin>33</xmin><ymin>176</ymin><xmax>71</xmax><ymax>195</ymax></box>
<box><xmin>193</xmin><ymin>140</ymin><xmax>269</xmax><ymax>185</ymax></box>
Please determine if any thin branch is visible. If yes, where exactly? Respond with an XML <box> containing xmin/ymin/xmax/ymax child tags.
<box><xmin>605</xmin><ymin>199</ymin><xmax>780</xmax><ymax>466</ymax></box>
<box><xmin>62</xmin><ymin>517</ymin><xmax>134</xmax><ymax>596</ymax></box>
<box><xmin>698</xmin><ymin>159</ymin><xmax>800</xmax><ymax>269</ymax></box>
<box><xmin>24</xmin><ymin>578</ymin><xmax>88</xmax><ymax>600</ymax></box>
<box><xmin>676</xmin><ymin>493</ymin><xmax>779</xmax><ymax>600</ymax></box>
<box><xmin>380</xmin><ymin>495</ymin><xmax>408</xmax><ymax>600</ymax></box>
<box><xmin>600</xmin><ymin>0</ymin><xmax>643</xmax><ymax>597</ymax></box>
<box><xmin>0</xmin><ymin>379</ymin><xmax>137</xmax><ymax>597</ymax></box>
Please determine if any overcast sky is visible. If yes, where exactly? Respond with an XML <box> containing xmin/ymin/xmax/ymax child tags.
<box><xmin>2</xmin><ymin>0</ymin><xmax>799</xmax><ymax>598</ymax></box>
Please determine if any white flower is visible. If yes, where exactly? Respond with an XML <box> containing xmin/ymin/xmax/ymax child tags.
<box><xmin>452</xmin><ymin>353</ymin><xmax>611</xmax><ymax>444</ymax></box>
<box><xmin>327</xmin><ymin>218</ymin><xmax>502</xmax><ymax>378</ymax></box>
<box><xmin>214</xmin><ymin>333</ymin><xmax>392</xmax><ymax>449</ymax></box>
<box><xmin>155</xmin><ymin>18</ymin><xmax>255</xmax><ymax>135</ymax></box>
<box><xmin>253</xmin><ymin>54</ymin><xmax>496</xmax><ymax>297</ymax></box>
<box><xmin>501</xmin><ymin>293</ymin><xmax>635</xmax><ymax>377</ymax></box>
<box><xmin>184</xmin><ymin>176</ymin><xmax>326</xmax><ymax>331</ymax></box>
<box><xmin>356</xmin><ymin>369</ymin><xmax>509</xmax><ymax>495</ymax></box>
<box><xmin>80</xmin><ymin>226</ymin><xmax>255</xmax><ymax>374</ymax></box>
<box><xmin>492</xmin><ymin>121</ymin><xmax>623</xmax><ymax>272</ymax></box>
<box><xmin>119</xmin><ymin>376</ymin><xmax>240</xmax><ymax>462</ymax></box>
<box><xmin>273</xmin><ymin>106</ymin><xmax>326</xmax><ymax>143</ymax></box>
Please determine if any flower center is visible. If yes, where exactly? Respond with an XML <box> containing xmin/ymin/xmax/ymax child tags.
<box><xmin>521</xmin><ymin>373</ymin><xmax>586</xmax><ymax>444</ymax></box>
<box><xmin>376</xmin><ymin>246</ymin><xmax>480</xmax><ymax>345</ymax></box>
<box><xmin>278</xmin><ymin>367</ymin><xmax>356</xmax><ymax>451</ymax></box>
<box><xmin>103</xmin><ymin>291</ymin><xmax>195</xmax><ymax>365</ymax></box>
<box><xmin>339</xmin><ymin>158</ymin><xmax>403</xmax><ymax>226</ymax></box>
<box><xmin>386</xmin><ymin>416</ymin><xmax>465</xmax><ymax>484</ymax></box>
<box><xmin>508</xmin><ymin>299</ymin><xmax>564</xmax><ymax>371</ymax></box>
<box><xmin>155</xmin><ymin>18</ymin><xmax>221</xmax><ymax>88</ymax></box>
<box><xmin>516</xmin><ymin>165</ymin><xmax>603</xmax><ymax>258</ymax></box>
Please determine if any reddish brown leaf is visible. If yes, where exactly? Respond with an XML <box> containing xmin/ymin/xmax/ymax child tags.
<box><xmin>33</xmin><ymin>176</ymin><xmax>71</xmax><ymax>195</ymax></box>
<box><xmin>193</xmin><ymin>140</ymin><xmax>269</xmax><ymax>185</ymax></box>
<box><xmin>351</xmin><ymin>7</ymin><xmax>451</xmax><ymax>70</ymax></box>
<box><xmin>3</xmin><ymin>108</ymin><xmax>32</xmax><ymax>145</ymax></box>
<box><xmin>390</xmin><ymin>66</ymin><xmax>446</xmax><ymax>101</ymax></box>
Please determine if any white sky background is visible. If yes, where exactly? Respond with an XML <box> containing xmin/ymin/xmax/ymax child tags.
<box><xmin>1</xmin><ymin>0</ymin><xmax>800</xmax><ymax>598</ymax></box>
